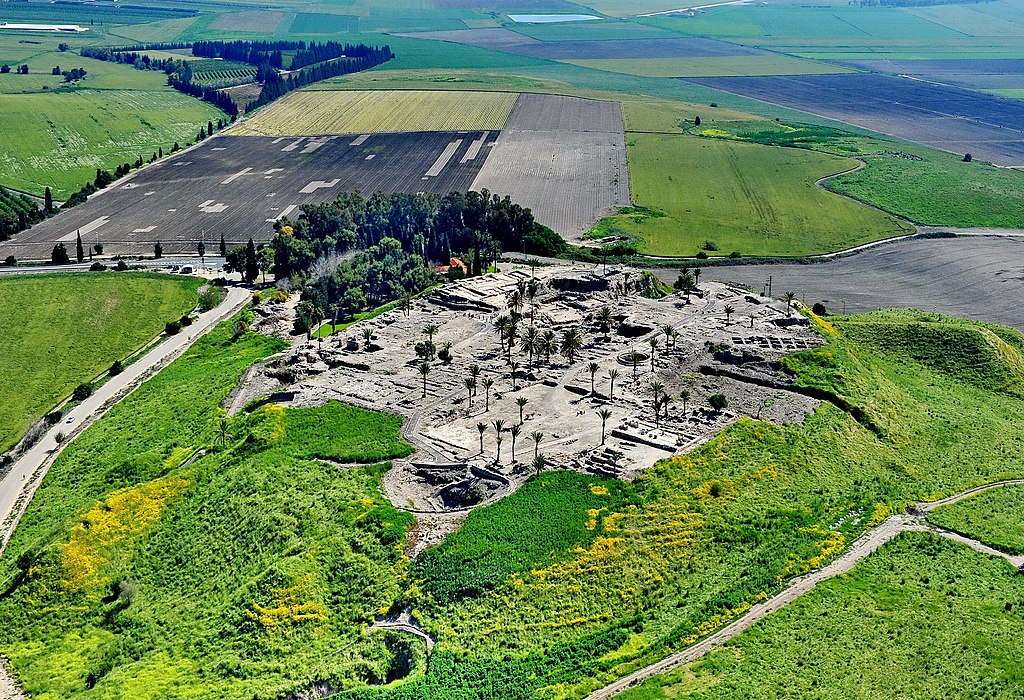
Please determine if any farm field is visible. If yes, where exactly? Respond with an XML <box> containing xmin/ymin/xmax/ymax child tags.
<box><xmin>210</xmin><ymin>10</ymin><xmax>287</xmax><ymax>32</ymax></box>
<box><xmin>691</xmin><ymin>73</ymin><xmax>1024</xmax><ymax>167</ymax></box>
<box><xmin>0</xmin><ymin>131</ymin><xmax>499</xmax><ymax>260</ymax></box>
<box><xmin>833</xmin><ymin>58</ymin><xmax>1024</xmax><ymax>91</ymax></box>
<box><xmin>596</xmin><ymin>133</ymin><xmax>911</xmax><ymax>257</ymax></box>
<box><xmin>0</xmin><ymin>273</ymin><xmax>200</xmax><ymax>453</ymax></box>
<box><xmin>617</xmin><ymin>533</ymin><xmax>1024</xmax><ymax>700</ymax></box>
<box><xmin>930</xmin><ymin>484</ymin><xmax>1024</xmax><ymax>555</ymax></box>
<box><xmin>471</xmin><ymin>93</ymin><xmax>630</xmax><ymax>239</ymax></box>
<box><xmin>229</xmin><ymin>89</ymin><xmax>518</xmax><ymax>135</ymax></box>
<box><xmin>684</xmin><ymin>236</ymin><xmax>1024</xmax><ymax>332</ymax></box>
<box><xmin>567</xmin><ymin>55</ymin><xmax>850</xmax><ymax>78</ymax></box>
<box><xmin>0</xmin><ymin>38</ymin><xmax>224</xmax><ymax>199</ymax></box>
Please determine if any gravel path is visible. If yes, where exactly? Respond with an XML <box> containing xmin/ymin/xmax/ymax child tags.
<box><xmin>585</xmin><ymin>479</ymin><xmax>1024</xmax><ymax>700</ymax></box>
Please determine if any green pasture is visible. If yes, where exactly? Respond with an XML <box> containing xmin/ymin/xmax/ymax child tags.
<box><xmin>596</xmin><ymin>133</ymin><xmax>911</xmax><ymax>257</ymax></box>
<box><xmin>0</xmin><ymin>273</ymin><xmax>200</xmax><ymax>453</ymax></box>
<box><xmin>618</xmin><ymin>533</ymin><xmax>1024</xmax><ymax>700</ymax></box>
<box><xmin>930</xmin><ymin>484</ymin><xmax>1024</xmax><ymax>555</ymax></box>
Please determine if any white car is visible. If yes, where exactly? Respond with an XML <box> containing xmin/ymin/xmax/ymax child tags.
<box><xmin>65</xmin><ymin>415</ymin><xmax>75</xmax><ymax>424</ymax></box>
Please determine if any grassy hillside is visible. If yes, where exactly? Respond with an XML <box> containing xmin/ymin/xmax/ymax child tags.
<box><xmin>617</xmin><ymin>533</ymin><xmax>1024</xmax><ymax>700</ymax></box>
<box><xmin>0</xmin><ymin>314</ymin><xmax>427</xmax><ymax>699</ymax></box>
<box><xmin>3</xmin><ymin>299</ymin><xmax>1024</xmax><ymax>700</ymax></box>
<box><xmin>930</xmin><ymin>485</ymin><xmax>1024</xmax><ymax>555</ymax></box>
<box><xmin>0</xmin><ymin>272</ymin><xmax>200</xmax><ymax>453</ymax></box>
<box><xmin>592</xmin><ymin>134</ymin><xmax>912</xmax><ymax>257</ymax></box>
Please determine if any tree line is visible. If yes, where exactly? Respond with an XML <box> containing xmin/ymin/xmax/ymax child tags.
<box><xmin>271</xmin><ymin>190</ymin><xmax>562</xmax><ymax>282</ymax></box>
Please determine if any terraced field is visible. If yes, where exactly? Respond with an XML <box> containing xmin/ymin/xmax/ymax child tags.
<box><xmin>230</xmin><ymin>89</ymin><xmax>519</xmax><ymax>135</ymax></box>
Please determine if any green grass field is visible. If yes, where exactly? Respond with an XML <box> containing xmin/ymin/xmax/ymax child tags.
<box><xmin>594</xmin><ymin>133</ymin><xmax>911</xmax><ymax>257</ymax></box>
<box><xmin>565</xmin><ymin>55</ymin><xmax>850</xmax><ymax>78</ymax></box>
<box><xmin>0</xmin><ymin>273</ymin><xmax>200</xmax><ymax>453</ymax></box>
<box><xmin>618</xmin><ymin>532</ymin><xmax>1024</xmax><ymax>700</ymax></box>
<box><xmin>828</xmin><ymin>147</ymin><xmax>1024</xmax><ymax>228</ymax></box>
<box><xmin>0</xmin><ymin>34</ymin><xmax>223</xmax><ymax>197</ymax></box>
<box><xmin>929</xmin><ymin>485</ymin><xmax>1024</xmax><ymax>555</ymax></box>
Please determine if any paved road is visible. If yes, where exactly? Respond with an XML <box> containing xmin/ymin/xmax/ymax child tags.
<box><xmin>0</xmin><ymin>256</ymin><xmax>225</xmax><ymax>276</ymax></box>
<box><xmin>585</xmin><ymin>480</ymin><xmax>1024</xmax><ymax>700</ymax></box>
<box><xmin>0</xmin><ymin>285</ymin><xmax>250</xmax><ymax>555</ymax></box>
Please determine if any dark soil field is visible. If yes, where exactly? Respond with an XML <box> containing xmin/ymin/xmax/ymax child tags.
<box><xmin>400</xmin><ymin>30</ymin><xmax>763</xmax><ymax>60</ymax></box>
<box><xmin>657</xmin><ymin>236</ymin><xmax>1024</xmax><ymax>331</ymax></box>
<box><xmin>833</xmin><ymin>58</ymin><xmax>1024</xmax><ymax>91</ymax></box>
<box><xmin>0</xmin><ymin>132</ymin><xmax>498</xmax><ymax>260</ymax></box>
<box><xmin>691</xmin><ymin>73</ymin><xmax>1024</xmax><ymax>166</ymax></box>
<box><xmin>471</xmin><ymin>94</ymin><xmax>629</xmax><ymax>238</ymax></box>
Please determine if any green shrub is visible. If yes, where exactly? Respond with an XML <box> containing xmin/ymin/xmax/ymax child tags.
<box><xmin>164</xmin><ymin>320</ymin><xmax>182</xmax><ymax>336</ymax></box>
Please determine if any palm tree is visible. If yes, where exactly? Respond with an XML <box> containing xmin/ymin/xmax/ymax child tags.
<box><xmin>418</xmin><ymin>361</ymin><xmax>431</xmax><ymax>398</ymax></box>
<box><xmin>597</xmin><ymin>409</ymin><xmax>612</xmax><ymax>445</ymax></box>
<box><xmin>654</xmin><ymin>394</ymin><xmax>668</xmax><ymax>426</ymax></box>
<box><xmin>522</xmin><ymin>326</ymin><xmax>539</xmax><ymax>369</ymax></box>
<box><xmin>648</xmin><ymin>337</ymin><xmax>659</xmax><ymax>372</ymax></box>
<box><xmin>423</xmin><ymin>323</ymin><xmax>439</xmax><ymax>345</ymax></box>
<box><xmin>362</xmin><ymin>326</ymin><xmax>373</xmax><ymax>349</ymax></box>
<box><xmin>494</xmin><ymin>314</ymin><xmax>511</xmax><ymax>352</ymax></box>
<box><xmin>662</xmin><ymin>324</ymin><xmax>674</xmax><ymax>354</ymax></box>
<box><xmin>329</xmin><ymin>303</ymin><xmax>340</xmax><ymax>335</ymax></box>
<box><xmin>680</xmin><ymin>389</ymin><xmax>690</xmax><ymax>416</ymax></box>
<box><xmin>650</xmin><ymin>381</ymin><xmax>664</xmax><ymax>425</ymax></box>
<box><xmin>587</xmin><ymin>362</ymin><xmax>600</xmax><ymax>396</ymax></box>
<box><xmin>629</xmin><ymin>351</ymin><xmax>642</xmax><ymax>380</ymax></box>
<box><xmin>560</xmin><ymin>328</ymin><xmax>583</xmax><ymax>364</ymax></box>
<box><xmin>469</xmin><ymin>363</ymin><xmax>481</xmax><ymax>394</ymax></box>
<box><xmin>510</xmin><ymin>360</ymin><xmax>520</xmax><ymax>389</ymax></box>
<box><xmin>218</xmin><ymin>417</ymin><xmax>231</xmax><ymax>448</ymax></box>
<box><xmin>607</xmin><ymin>368</ymin><xmax>620</xmax><ymax>400</ymax></box>
<box><xmin>784</xmin><ymin>291</ymin><xmax>796</xmax><ymax>317</ymax></box>
<box><xmin>527</xmin><ymin>278</ymin><xmax>540</xmax><ymax>322</ymax></box>
<box><xmin>531</xmin><ymin>431</ymin><xmax>543</xmax><ymax>459</ymax></box>
<box><xmin>541</xmin><ymin>330</ymin><xmax>557</xmax><ymax>364</ymax></box>
<box><xmin>531</xmin><ymin>453</ymin><xmax>546</xmax><ymax>475</ymax></box>
<box><xmin>516</xmin><ymin>396</ymin><xmax>528</xmax><ymax>423</ymax></box>
<box><xmin>510</xmin><ymin>424</ymin><xmax>521</xmax><ymax>462</ymax></box>
<box><xmin>597</xmin><ymin>306</ymin><xmax>615</xmax><ymax>339</ymax></box>
<box><xmin>724</xmin><ymin>304</ymin><xmax>735</xmax><ymax>324</ymax></box>
<box><xmin>492</xmin><ymin>419</ymin><xmax>505</xmax><ymax>463</ymax></box>
<box><xmin>693</xmin><ymin>267</ymin><xmax>701</xmax><ymax>288</ymax></box>
<box><xmin>477</xmin><ymin>422</ymin><xmax>487</xmax><ymax>454</ymax></box>
<box><xmin>483</xmin><ymin>378</ymin><xmax>494</xmax><ymax>411</ymax></box>
<box><xmin>505</xmin><ymin>319</ymin><xmax>519</xmax><ymax>363</ymax></box>
<box><xmin>464</xmin><ymin>377</ymin><xmax>476</xmax><ymax>408</ymax></box>
<box><xmin>507</xmin><ymin>289</ymin><xmax>523</xmax><ymax>317</ymax></box>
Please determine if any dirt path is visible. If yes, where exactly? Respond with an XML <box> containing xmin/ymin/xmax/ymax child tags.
<box><xmin>0</xmin><ymin>656</ymin><xmax>24</xmax><ymax>700</ymax></box>
<box><xmin>585</xmin><ymin>480</ymin><xmax>1024</xmax><ymax>700</ymax></box>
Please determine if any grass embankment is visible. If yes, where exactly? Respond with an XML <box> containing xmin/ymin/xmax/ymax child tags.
<box><xmin>0</xmin><ymin>34</ymin><xmax>223</xmax><ymax>197</ymax></box>
<box><xmin>0</xmin><ymin>272</ymin><xmax>200</xmax><ymax>454</ymax></box>
<box><xmin>930</xmin><ymin>485</ymin><xmax>1024</xmax><ymax>555</ymax></box>
<box><xmin>594</xmin><ymin>132</ymin><xmax>911</xmax><ymax>257</ymax></box>
<box><xmin>336</xmin><ymin>310</ymin><xmax>1024</xmax><ymax>699</ymax></box>
<box><xmin>0</xmin><ymin>313</ymin><xmax>426</xmax><ymax>699</ymax></box>
<box><xmin>618</xmin><ymin>532</ymin><xmax>1024</xmax><ymax>699</ymax></box>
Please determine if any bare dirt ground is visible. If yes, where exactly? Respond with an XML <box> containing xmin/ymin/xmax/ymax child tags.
<box><xmin>472</xmin><ymin>94</ymin><xmax>630</xmax><ymax>241</ymax></box>
<box><xmin>0</xmin><ymin>657</ymin><xmax>24</xmax><ymax>700</ymax></box>
<box><xmin>662</xmin><ymin>235</ymin><xmax>1024</xmax><ymax>331</ymax></box>
<box><xmin>231</xmin><ymin>263</ymin><xmax>822</xmax><ymax>549</ymax></box>
<box><xmin>585</xmin><ymin>479</ymin><xmax>1024</xmax><ymax>700</ymax></box>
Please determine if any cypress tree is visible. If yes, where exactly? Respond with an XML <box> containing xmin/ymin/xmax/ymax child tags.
<box><xmin>244</xmin><ymin>237</ymin><xmax>258</xmax><ymax>284</ymax></box>
<box><xmin>219</xmin><ymin>233</ymin><xmax>226</xmax><ymax>257</ymax></box>
<box><xmin>44</xmin><ymin>186</ymin><xmax>53</xmax><ymax>212</ymax></box>
<box><xmin>154</xmin><ymin>240</ymin><xmax>163</xmax><ymax>259</ymax></box>
<box><xmin>76</xmin><ymin>231</ymin><xmax>84</xmax><ymax>263</ymax></box>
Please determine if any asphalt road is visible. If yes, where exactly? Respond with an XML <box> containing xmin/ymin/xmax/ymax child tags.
<box><xmin>0</xmin><ymin>285</ymin><xmax>251</xmax><ymax>555</ymax></box>
<box><xmin>0</xmin><ymin>256</ymin><xmax>225</xmax><ymax>276</ymax></box>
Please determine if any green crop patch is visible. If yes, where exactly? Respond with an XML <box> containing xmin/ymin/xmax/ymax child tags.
<box><xmin>0</xmin><ymin>272</ymin><xmax>199</xmax><ymax>453</ymax></box>
<box><xmin>594</xmin><ymin>133</ymin><xmax>911</xmax><ymax>257</ymax></box>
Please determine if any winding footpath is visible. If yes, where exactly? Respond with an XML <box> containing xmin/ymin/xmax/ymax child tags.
<box><xmin>0</xmin><ymin>285</ymin><xmax>251</xmax><ymax>556</ymax></box>
<box><xmin>585</xmin><ymin>480</ymin><xmax>1024</xmax><ymax>700</ymax></box>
